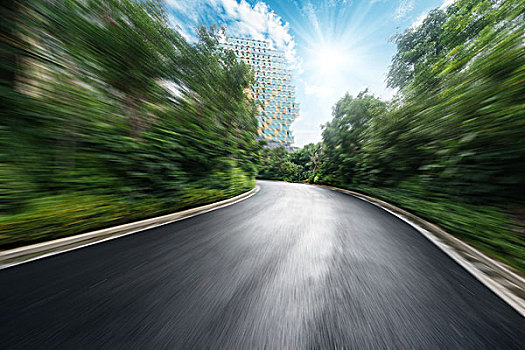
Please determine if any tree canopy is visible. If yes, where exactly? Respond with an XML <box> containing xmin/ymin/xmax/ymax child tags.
<box><xmin>259</xmin><ymin>0</ymin><xmax>525</xmax><ymax>271</ymax></box>
<box><xmin>0</xmin><ymin>0</ymin><xmax>259</xmax><ymax>247</ymax></box>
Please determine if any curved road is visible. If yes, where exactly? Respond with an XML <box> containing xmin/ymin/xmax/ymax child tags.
<box><xmin>1</xmin><ymin>181</ymin><xmax>523</xmax><ymax>349</ymax></box>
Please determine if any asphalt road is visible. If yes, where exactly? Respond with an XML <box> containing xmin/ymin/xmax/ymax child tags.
<box><xmin>1</xmin><ymin>180</ymin><xmax>524</xmax><ymax>349</ymax></box>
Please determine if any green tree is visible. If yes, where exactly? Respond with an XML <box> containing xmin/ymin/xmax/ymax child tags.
<box><xmin>0</xmin><ymin>0</ymin><xmax>260</xmax><ymax>247</ymax></box>
<box><xmin>320</xmin><ymin>90</ymin><xmax>387</xmax><ymax>185</ymax></box>
<box><xmin>316</xmin><ymin>0</ymin><xmax>525</xmax><ymax>270</ymax></box>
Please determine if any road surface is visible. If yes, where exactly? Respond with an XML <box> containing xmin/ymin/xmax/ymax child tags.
<box><xmin>1</xmin><ymin>180</ymin><xmax>523</xmax><ymax>349</ymax></box>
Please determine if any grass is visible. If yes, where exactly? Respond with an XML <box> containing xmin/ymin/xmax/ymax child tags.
<box><xmin>339</xmin><ymin>183</ymin><xmax>525</xmax><ymax>274</ymax></box>
<box><xmin>0</xmin><ymin>180</ymin><xmax>254</xmax><ymax>250</ymax></box>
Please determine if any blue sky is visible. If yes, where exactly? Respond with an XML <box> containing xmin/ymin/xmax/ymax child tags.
<box><xmin>168</xmin><ymin>0</ymin><xmax>454</xmax><ymax>146</ymax></box>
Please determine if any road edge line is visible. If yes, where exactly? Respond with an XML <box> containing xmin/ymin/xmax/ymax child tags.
<box><xmin>0</xmin><ymin>185</ymin><xmax>260</xmax><ymax>270</ymax></box>
<box><xmin>316</xmin><ymin>184</ymin><xmax>525</xmax><ymax>318</ymax></box>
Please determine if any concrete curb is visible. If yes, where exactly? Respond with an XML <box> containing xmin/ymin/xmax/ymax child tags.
<box><xmin>0</xmin><ymin>186</ymin><xmax>260</xmax><ymax>270</ymax></box>
<box><xmin>317</xmin><ymin>184</ymin><xmax>525</xmax><ymax>317</ymax></box>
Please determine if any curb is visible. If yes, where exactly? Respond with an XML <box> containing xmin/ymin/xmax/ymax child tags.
<box><xmin>0</xmin><ymin>186</ymin><xmax>260</xmax><ymax>270</ymax></box>
<box><xmin>317</xmin><ymin>184</ymin><xmax>525</xmax><ymax>318</ymax></box>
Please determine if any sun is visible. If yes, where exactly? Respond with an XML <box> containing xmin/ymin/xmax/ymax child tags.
<box><xmin>309</xmin><ymin>44</ymin><xmax>352</xmax><ymax>76</ymax></box>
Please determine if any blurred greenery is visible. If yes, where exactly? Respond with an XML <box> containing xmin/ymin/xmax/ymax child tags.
<box><xmin>1</xmin><ymin>0</ymin><xmax>524</xmax><ymax>272</ymax></box>
<box><xmin>258</xmin><ymin>0</ymin><xmax>525</xmax><ymax>271</ymax></box>
<box><xmin>0</xmin><ymin>0</ymin><xmax>258</xmax><ymax>248</ymax></box>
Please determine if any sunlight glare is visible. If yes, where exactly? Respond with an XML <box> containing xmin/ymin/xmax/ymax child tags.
<box><xmin>310</xmin><ymin>44</ymin><xmax>352</xmax><ymax>76</ymax></box>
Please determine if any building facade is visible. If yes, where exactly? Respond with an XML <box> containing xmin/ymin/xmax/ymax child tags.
<box><xmin>222</xmin><ymin>37</ymin><xmax>298</xmax><ymax>145</ymax></box>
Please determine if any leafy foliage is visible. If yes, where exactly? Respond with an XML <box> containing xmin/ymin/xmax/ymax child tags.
<box><xmin>258</xmin><ymin>144</ymin><xmax>322</xmax><ymax>183</ymax></box>
<box><xmin>260</xmin><ymin>0</ymin><xmax>525</xmax><ymax>271</ymax></box>
<box><xmin>0</xmin><ymin>0</ymin><xmax>258</xmax><ymax>247</ymax></box>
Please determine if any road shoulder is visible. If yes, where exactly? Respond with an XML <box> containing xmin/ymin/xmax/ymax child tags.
<box><xmin>316</xmin><ymin>184</ymin><xmax>525</xmax><ymax>317</ymax></box>
<box><xmin>0</xmin><ymin>186</ymin><xmax>260</xmax><ymax>270</ymax></box>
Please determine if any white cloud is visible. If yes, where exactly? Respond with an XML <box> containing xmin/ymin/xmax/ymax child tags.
<box><xmin>301</xmin><ymin>2</ymin><xmax>320</xmax><ymax>33</ymax></box>
<box><xmin>292</xmin><ymin>127</ymin><xmax>323</xmax><ymax>147</ymax></box>
<box><xmin>440</xmin><ymin>0</ymin><xmax>456</xmax><ymax>9</ymax></box>
<box><xmin>167</xmin><ymin>13</ymin><xmax>194</xmax><ymax>41</ymax></box>
<box><xmin>166</xmin><ymin>0</ymin><xmax>219</xmax><ymax>41</ymax></box>
<box><xmin>410</xmin><ymin>0</ymin><xmax>456</xmax><ymax>29</ymax></box>
<box><xmin>395</xmin><ymin>0</ymin><xmax>414</xmax><ymax>19</ymax></box>
<box><xmin>304</xmin><ymin>82</ymin><xmax>336</xmax><ymax>99</ymax></box>
<box><xmin>410</xmin><ymin>11</ymin><xmax>428</xmax><ymax>29</ymax></box>
<box><xmin>217</xmin><ymin>1</ymin><xmax>299</xmax><ymax>69</ymax></box>
<box><xmin>168</xmin><ymin>0</ymin><xmax>299</xmax><ymax>71</ymax></box>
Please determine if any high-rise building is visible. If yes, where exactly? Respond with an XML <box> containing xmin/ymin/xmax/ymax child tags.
<box><xmin>222</xmin><ymin>37</ymin><xmax>298</xmax><ymax>145</ymax></box>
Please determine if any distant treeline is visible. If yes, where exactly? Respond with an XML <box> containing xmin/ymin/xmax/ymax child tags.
<box><xmin>259</xmin><ymin>0</ymin><xmax>525</xmax><ymax>271</ymax></box>
<box><xmin>1</xmin><ymin>0</ymin><xmax>259</xmax><ymax>247</ymax></box>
